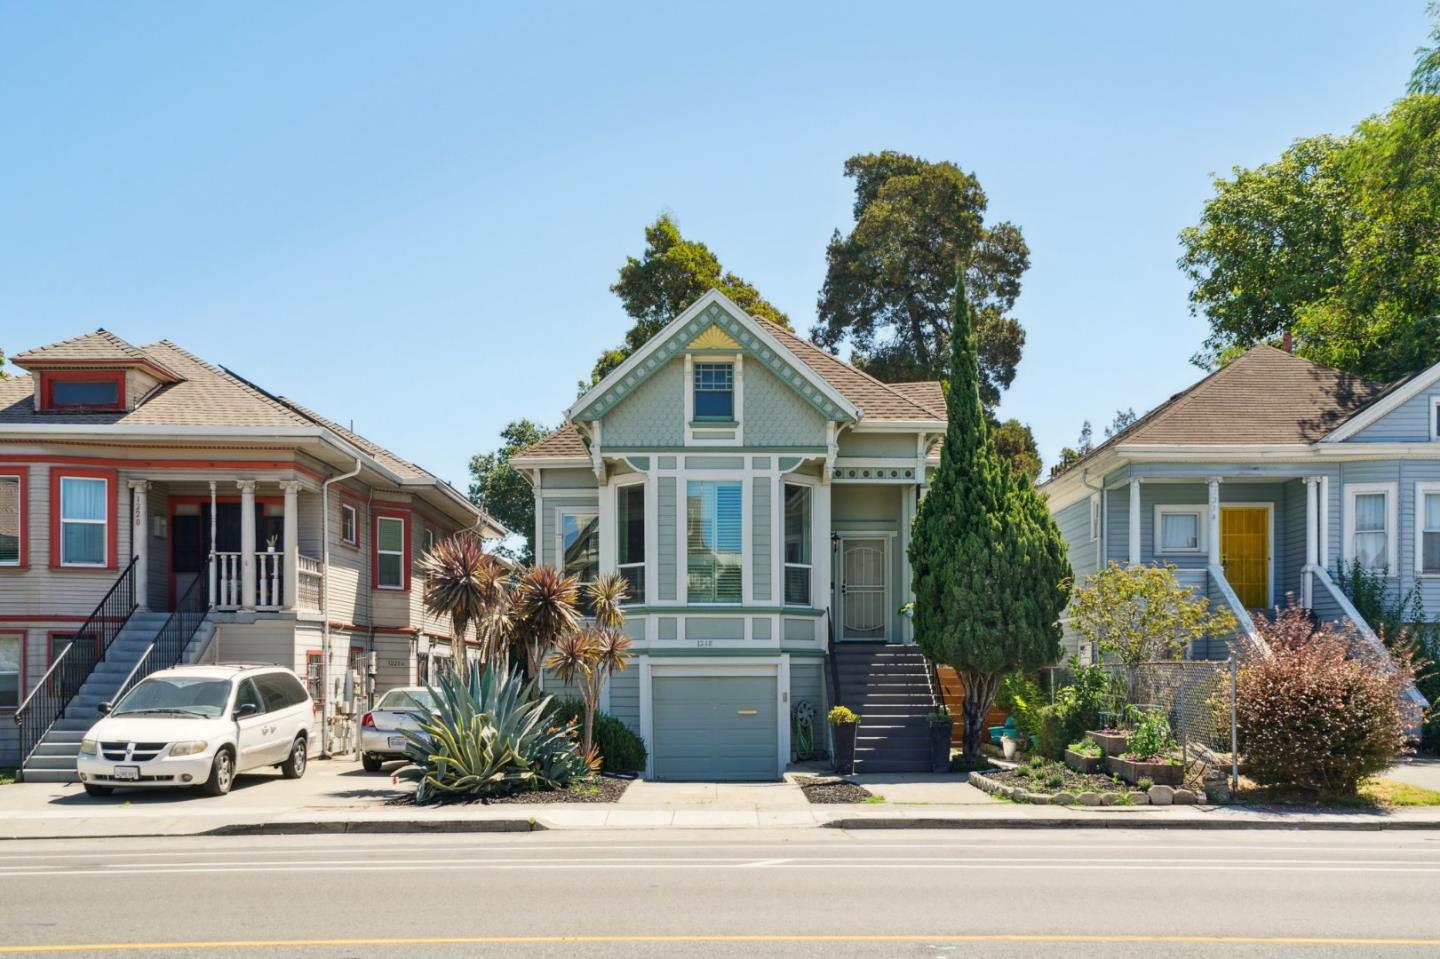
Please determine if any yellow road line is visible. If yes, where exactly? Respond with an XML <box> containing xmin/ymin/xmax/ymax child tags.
<box><xmin>3</xmin><ymin>933</ymin><xmax>1440</xmax><ymax>953</ymax></box>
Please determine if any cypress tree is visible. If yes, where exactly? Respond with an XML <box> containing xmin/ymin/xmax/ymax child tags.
<box><xmin>909</xmin><ymin>268</ymin><xmax>1072</xmax><ymax>759</ymax></box>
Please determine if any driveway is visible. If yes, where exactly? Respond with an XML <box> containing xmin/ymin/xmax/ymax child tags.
<box><xmin>1383</xmin><ymin>756</ymin><xmax>1440</xmax><ymax>792</ymax></box>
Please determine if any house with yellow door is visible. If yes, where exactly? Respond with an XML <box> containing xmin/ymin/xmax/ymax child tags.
<box><xmin>1043</xmin><ymin>341</ymin><xmax>1440</xmax><ymax>703</ymax></box>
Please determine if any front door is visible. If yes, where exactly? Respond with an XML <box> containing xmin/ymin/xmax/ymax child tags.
<box><xmin>1221</xmin><ymin>507</ymin><xmax>1270</xmax><ymax>609</ymax></box>
<box><xmin>840</xmin><ymin>537</ymin><xmax>887</xmax><ymax>641</ymax></box>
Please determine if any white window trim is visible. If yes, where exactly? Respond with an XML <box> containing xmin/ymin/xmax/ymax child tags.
<box><xmin>423</xmin><ymin>528</ymin><xmax>435</xmax><ymax>554</ymax></box>
<box><xmin>1431</xmin><ymin>396</ymin><xmax>1440</xmax><ymax>442</ymax></box>
<box><xmin>614</xmin><ymin>477</ymin><xmax>646</xmax><ymax>604</ymax></box>
<box><xmin>682</xmin><ymin>475</ymin><xmax>749</xmax><ymax>606</ymax></box>
<box><xmin>1343</xmin><ymin>482</ymin><xmax>1398</xmax><ymax>574</ymax></box>
<box><xmin>554</xmin><ymin>508</ymin><xmax>600</xmax><ymax>587</ymax></box>
<box><xmin>1152</xmin><ymin>504</ymin><xmax>1205</xmax><ymax>555</ymax></box>
<box><xmin>0</xmin><ymin>473</ymin><xmax>20</xmax><ymax>567</ymax></box>
<box><xmin>375</xmin><ymin>515</ymin><xmax>406</xmax><ymax>590</ymax></box>
<box><xmin>1416</xmin><ymin>482</ymin><xmax>1440</xmax><ymax>576</ymax></box>
<box><xmin>59</xmin><ymin>475</ymin><xmax>108</xmax><ymax>568</ymax></box>
<box><xmin>1089</xmin><ymin>493</ymin><xmax>1101</xmax><ymax>543</ymax></box>
<box><xmin>683</xmin><ymin>353</ymin><xmax>745</xmax><ymax>447</ymax></box>
<box><xmin>782</xmin><ymin>479</ymin><xmax>815</xmax><ymax>607</ymax></box>
<box><xmin>340</xmin><ymin>503</ymin><xmax>358</xmax><ymax>546</ymax></box>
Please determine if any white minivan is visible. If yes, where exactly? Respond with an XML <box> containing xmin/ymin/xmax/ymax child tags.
<box><xmin>76</xmin><ymin>664</ymin><xmax>315</xmax><ymax>798</ymax></box>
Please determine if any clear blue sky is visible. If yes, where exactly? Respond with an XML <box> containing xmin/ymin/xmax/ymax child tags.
<box><xmin>1</xmin><ymin>2</ymin><xmax>1429</xmax><ymax>496</ymax></box>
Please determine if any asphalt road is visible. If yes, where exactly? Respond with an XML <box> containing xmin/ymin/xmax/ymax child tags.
<box><xmin>3</xmin><ymin>828</ymin><xmax>1440</xmax><ymax>957</ymax></box>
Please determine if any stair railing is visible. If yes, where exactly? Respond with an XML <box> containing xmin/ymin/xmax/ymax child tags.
<box><xmin>16</xmin><ymin>555</ymin><xmax>139</xmax><ymax>764</ymax></box>
<box><xmin>823</xmin><ymin>608</ymin><xmax>839</xmax><ymax>761</ymax></box>
<box><xmin>110</xmin><ymin>573</ymin><xmax>209</xmax><ymax>707</ymax></box>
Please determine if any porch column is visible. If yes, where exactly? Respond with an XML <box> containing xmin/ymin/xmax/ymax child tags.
<box><xmin>1128</xmin><ymin>478</ymin><xmax>1141</xmax><ymax>565</ymax></box>
<box><xmin>280</xmin><ymin>481</ymin><xmax>301</xmax><ymax>611</ymax></box>
<box><xmin>1304</xmin><ymin>476</ymin><xmax>1321</xmax><ymax>608</ymax></box>
<box><xmin>128</xmin><ymin>481</ymin><xmax>150</xmax><ymax>610</ymax></box>
<box><xmin>238</xmin><ymin>480</ymin><xmax>257</xmax><ymax>611</ymax></box>
<box><xmin>1207</xmin><ymin>477</ymin><xmax>1222</xmax><ymax>568</ymax></box>
<box><xmin>207</xmin><ymin>481</ymin><xmax>217</xmax><ymax>605</ymax></box>
<box><xmin>899</xmin><ymin>483</ymin><xmax>915</xmax><ymax>644</ymax></box>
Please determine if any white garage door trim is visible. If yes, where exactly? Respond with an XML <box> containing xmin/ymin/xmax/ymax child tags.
<box><xmin>639</xmin><ymin>654</ymin><xmax>791</xmax><ymax>780</ymax></box>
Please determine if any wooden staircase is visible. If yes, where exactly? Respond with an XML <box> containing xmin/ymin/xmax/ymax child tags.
<box><xmin>832</xmin><ymin>643</ymin><xmax>936</xmax><ymax>773</ymax></box>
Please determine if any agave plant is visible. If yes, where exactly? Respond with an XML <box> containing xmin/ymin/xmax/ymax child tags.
<box><xmin>512</xmin><ymin>564</ymin><xmax>581</xmax><ymax>681</ymax></box>
<box><xmin>400</xmin><ymin>659</ymin><xmax>587</xmax><ymax>803</ymax></box>
<box><xmin>546</xmin><ymin>626</ymin><xmax>632</xmax><ymax>759</ymax></box>
<box><xmin>419</xmin><ymin>534</ymin><xmax>510</xmax><ymax>675</ymax></box>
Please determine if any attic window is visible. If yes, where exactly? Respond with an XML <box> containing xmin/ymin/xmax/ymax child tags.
<box><xmin>42</xmin><ymin>371</ymin><xmax>124</xmax><ymax>411</ymax></box>
<box><xmin>693</xmin><ymin>363</ymin><xmax>734</xmax><ymax>420</ymax></box>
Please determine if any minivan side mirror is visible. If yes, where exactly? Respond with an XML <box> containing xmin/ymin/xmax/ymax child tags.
<box><xmin>233</xmin><ymin>702</ymin><xmax>259</xmax><ymax>720</ymax></box>
<box><xmin>97</xmin><ymin>702</ymin><xmax>112</xmax><ymax>716</ymax></box>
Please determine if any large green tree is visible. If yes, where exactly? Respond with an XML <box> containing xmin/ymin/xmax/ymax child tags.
<box><xmin>1179</xmin><ymin>94</ymin><xmax>1440</xmax><ymax>381</ymax></box>
<box><xmin>909</xmin><ymin>268</ymin><xmax>1071</xmax><ymax>760</ymax></box>
<box><xmin>813</xmin><ymin>151</ymin><xmax>1030</xmax><ymax>405</ymax></box>
<box><xmin>989</xmin><ymin>417</ymin><xmax>1041</xmax><ymax>482</ymax></box>
<box><xmin>589</xmin><ymin>215</ymin><xmax>789</xmax><ymax>384</ymax></box>
<box><xmin>468</xmin><ymin>419</ymin><xmax>553</xmax><ymax>565</ymax></box>
<box><xmin>1410</xmin><ymin>2</ymin><xmax>1440</xmax><ymax>95</ymax></box>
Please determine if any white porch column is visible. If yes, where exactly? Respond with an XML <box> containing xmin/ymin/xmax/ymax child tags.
<box><xmin>280</xmin><ymin>481</ymin><xmax>301</xmax><ymax>611</ymax></box>
<box><xmin>238</xmin><ymin>480</ymin><xmax>257</xmax><ymax>611</ymax></box>
<box><xmin>899</xmin><ymin>483</ymin><xmax>916</xmax><ymax>644</ymax></box>
<box><xmin>814</xmin><ymin>480</ymin><xmax>832</xmax><ymax>625</ymax></box>
<box><xmin>128</xmin><ymin>481</ymin><xmax>150</xmax><ymax>610</ymax></box>
<box><xmin>1207</xmin><ymin>477</ymin><xmax>1222</xmax><ymax>568</ymax></box>
<box><xmin>1128</xmin><ymin>478</ymin><xmax>1141</xmax><ymax>565</ymax></box>
<box><xmin>1304</xmin><ymin>476</ymin><xmax>1321</xmax><ymax>608</ymax></box>
<box><xmin>207</xmin><ymin>481</ymin><xmax>217</xmax><ymax>605</ymax></box>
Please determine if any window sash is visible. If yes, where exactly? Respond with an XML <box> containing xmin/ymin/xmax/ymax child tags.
<box><xmin>60</xmin><ymin>477</ymin><xmax>107</xmax><ymax>566</ymax></box>
<box><xmin>561</xmin><ymin>513</ymin><xmax>599</xmax><ymax>587</ymax></box>
<box><xmin>0</xmin><ymin>635</ymin><xmax>18</xmax><ymax>709</ymax></box>
<box><xmin>50</xmin><ymin>378</ymin><xmax>119</xmax><ymax>407</ymax></box>
<box><xmin>784</xmin><ymin>484</ymin><xmax>812</xmax><ymax>606</ymax></box>
<box><xmin>376</xmin><ymin>516</ymin><xmax>405</xmax><ymax>588</ymax></box>
<box><xmin>693</xmin><ymin>363</ymin><xmax>735</xmax><ymax>419</ymax></box>
<box><xmin>1157</xmin><ymin>510</ymin><xmax>1200</xmax><ymax>552</ymax></box>
<box><xmin>686</xmin><ymin>481</ymin><xmax>742</xmax><ymax>603</ymax></box>
<box><xmin>341</xmin><ymin>505</ymin><xmax>357</xmax><ymax>544</ymax></box>
<box><xmin>0</xmin><ymin>475</ymin><xmax>19</xmax><ymax>566</ymax></box>
<box><xmin>1423</xmin><ymin>493</ymin><xmax>1440</xmax><ymax>574</ymax></box>
<box><xmin>617</xmin><ymin>484</ymin><xmax>645</xmax><ymax>604</ymax></box>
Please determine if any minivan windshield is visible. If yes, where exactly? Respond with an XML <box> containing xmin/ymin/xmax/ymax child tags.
<box><xmin>377</xmin><ymin>688</ymin><xmax>435</xmax><ymax>711</ymax></box>
<box><xmin>112</xmin><ymin>676</ymin><xmax>233</xmax><ymax>718</ymax></box>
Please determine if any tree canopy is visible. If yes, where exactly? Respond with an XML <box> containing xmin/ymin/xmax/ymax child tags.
<box><xmin>467</xmin><ymin>419</ymin><xmax>553</xmax><ymax>565</ymax></box>
<box><xmin>589</xmin><ymin>215</ymin><xmax>789</xmax><ymax>384</ymax></box>
<box><xmin>1179</xmin><ymin>94</ymin><xmax>1440</xmax><ymax>382</ymax></box>
<box><xmin>812</xmin><ymin>151</ymin><xmax>1029</xmax><ymax>405</ymax></box>
<box><xmin>909</xmin><ymin>268</ymin><xmax>1070</xmax><ymax>759</ymax></box>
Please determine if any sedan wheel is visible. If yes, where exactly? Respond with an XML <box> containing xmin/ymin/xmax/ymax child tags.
<box><xmin>204</xmin><ymin>749</ymin><xmax>235</xmax><ymax>796</ymax></box>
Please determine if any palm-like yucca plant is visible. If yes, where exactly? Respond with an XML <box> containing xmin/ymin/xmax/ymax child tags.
<box><xmin>512</xmin><ymin>564</ymin><xmax>581</xmax><ymax>681</ymax></box>
<box><xmin>419</xmin><ymin>533</ymin><xmax>496</xmax><ymax>675</ymax></box>
<box><xmin>400</xmin><ymin>659</ymin><xmax>587</xmax><ymax>803</ymax></box>
<box><xmin>546</xmin><ymin>626</ymin><xmax>632</xmax><ymax>760</ymax></box>
<box><xmin>587</xmin><ymin>570</ymin><xmax>629</xmax><ymax>630</ymax></box>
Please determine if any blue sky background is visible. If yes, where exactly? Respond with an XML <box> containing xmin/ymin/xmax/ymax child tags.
<box><xmin>1</xmin><ymin>3</ymin><xmax>1430</xmax><ymax>502</ymax></box>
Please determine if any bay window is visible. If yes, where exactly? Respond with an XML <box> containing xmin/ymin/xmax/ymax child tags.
<box><xmin>686</xmin><ymin>480</ymin><xmax>742</xmax><ymax>603</ymax></box>
<box><xmin>59</xmin><ymin>476</ymin><xmax>108</xmax><ymax>567</ymax></box>
<box><xmin>784</xmin><ymin>483</ymin><xmax>812</xmax><ymax>605</ymax></box>
<box><xmin>617</xmin><ymin>484</ymin><xmax>645</xmax><ymax>604</ymax></box>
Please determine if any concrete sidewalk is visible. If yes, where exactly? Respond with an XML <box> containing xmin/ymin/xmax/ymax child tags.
<box><xmin>3</xmin><ymin>758</ymin><xmax>1439</xmax><ymax>839</ymax></box>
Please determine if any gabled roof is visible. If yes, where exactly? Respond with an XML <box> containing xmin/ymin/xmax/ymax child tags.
<box><xmin>516</xmin><ymin>426</ymin><xmax>590</xmax><ymax>463</ymax></box>
<box><xmin>1044</xmin><ymin>345</ymin><xmax>1388</xmax><ymax>485</ymax></box>
<box><xmin>13</xmin><ymin>328</ymin><xmax>181</xmax><ymax>381</ymax></box>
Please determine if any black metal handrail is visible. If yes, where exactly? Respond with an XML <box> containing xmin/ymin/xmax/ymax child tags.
<box><xmin>823</xmin><ymin>608</ymin><xmax>840</xmax><ymax>761</ymax></box>
<box><xmin>111</xmin><ymin>572</ymin><xmax>209</xmax><ymax>707</ymax></box>
<box><xmin>16</xmin><ymin>556</ymin><xmax>138</xmax><ymax>764</ymax></box>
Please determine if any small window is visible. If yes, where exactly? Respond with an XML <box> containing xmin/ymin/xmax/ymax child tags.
<box><xmin>1154</xmin><ymin>506</ymin><xmax>1203</xmax><ymax>554</ymax></box>
<box><xmin>784</xmin><ymin>483</ymin><xmax>812</xmax><ymax>606</ymax></box>
<box><xmin>44</xmin><ymin>372</ymin><xmax>123</xmax><ymax>410</ymax></box>
<box><xmin>340</xmin><ymin>504</ymin><xmax>358</xmax><ymax>546</ymax></box>
<box><xmin>59</xmin><ymin>476</ymin><xmax>108</xmax><ymax>567</ymax></box>
<box><xmin>423</xmin><ymin>528</ymin><xmax>436</xmax><ymax>554</ymax></box>
<box><xmin>617</xmin><ymin>484</ymin><xmax>645</xmax><ymax>604</ymax></box>
<box><xmin>1089</xmin><ymin>493</ymin><xmax>1101</xmax><ymax>543</ymax></box>
<box><xmin>1351</xmin><ymin>490</ymin><xmax>1390</xmax><ymax>571</ymax></box>
<box><xmin>376</xmin><ymin>515</ymin><xmax>406</xmax><ymax>589</ymax></box>
<box><xmin>693</xmin><ymin>363</ymin><xmax>734</xmax><ymax>420</ymax></box>
<box><xmin>1432</xmin><ymin>397</ymin><xmax>1440</xmax><ymax>441</ymax></box>
<box><xmin>686</xmin><ymin>480</ymin><xmax>742</xmax><ymax>603</ymax></box>
<box><xmin>561</xmin><ymin>512</ymin><xmax>599</xmax><ymax>587</ymax></box>
<box><xmin>0</xmin><ymin>474</ymin><xmax>22</xmax><ymax>566</ymax></box>
<box><xmin>306</xmin><ymin>651</ymin><xmax>324</xmax><ymax>705</ymax></box>
<box><xmin>0</xmin><ymin>633</ymin><xmax>20</xmax><ymax>709</ymax></box>
<box><xmin>1422</xmin><ymin>489</ymin><xmax>1440</xmax><ymax>575</ymax></box>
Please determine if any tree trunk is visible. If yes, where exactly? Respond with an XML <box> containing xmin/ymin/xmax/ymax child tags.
<box><xmin>582</xmin><ymin>706</ymin><xmax>596</xmax><ymax>763</ymax></box>
<box><xmin>961</xmin><ymin>669</ymin><xmax>1000</xmax><ymax>760</ymax></box>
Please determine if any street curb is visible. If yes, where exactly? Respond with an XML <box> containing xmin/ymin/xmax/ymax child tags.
<box><xmin>202</xmin><ymin>819</ymin><xmax>545</xmax><ymax>836</ymax></box>
<box><xmin>823</xmin><ymin>817</ymin><xmax>1440</xmax><ymax>831</ymax></box>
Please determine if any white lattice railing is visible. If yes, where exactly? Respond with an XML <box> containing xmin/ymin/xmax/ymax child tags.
<box><xmin>297</xmin><ymin>554</ymin><xmax>323</xmax><ymax>612</ymax></box>
<box><xmin>211</xmin><ymin>551</ymin><xmax>321</xmax><ymax>610</ymax></box>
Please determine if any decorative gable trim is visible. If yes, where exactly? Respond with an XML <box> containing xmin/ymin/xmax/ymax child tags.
<box><xmin>568</xmin><ymin>290</ymin><xmax>859</xmax><ymax>425</ymax></box>
<box><xmin>1324</xmin><ymin>361</ymin><xmax>1440</xmax><ymax>442</ymax></box>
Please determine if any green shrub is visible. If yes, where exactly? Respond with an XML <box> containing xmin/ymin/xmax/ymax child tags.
<box><xmin>1044</xmin><ymin>771</ymin><xmax>1064</xmax><ymax>789</ymax></box>
<box><xmin>996</xmin><ymin>672</ymin><xmax>1045</xmax><ymax>741</ymax></box>
<box><xmin>548</xmin><ymin>697</ymin><xmax>647</xmax><ymax>773</ymax></box>
<box><xmin>1066</xmin><ymin>739</ymin><xmax>1102</xmax><ymax>758</ymax></box>
<box><xmin>401</xmin><ymin>661</ymin><xmax>588</xmax><ymax>803</ymax></box>
<box><xmin>1029</xmin><ymin>658</ymin><xmax>1114</xmax><ymax>760</ymax></box>
<box><xmin>1138</xmin><ymin>777</ymin><xmax>1154</xmax><ymax>791</ymax></box>
<box><xmin>1125</xmin><ymin>712</ymin><xmax>1178</xmax><ymax>762</ymax></box>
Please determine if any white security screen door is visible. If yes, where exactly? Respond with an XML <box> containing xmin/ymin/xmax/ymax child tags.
<box><xmin>840</xmin><ymin>537</ymin><xmax>887</xmax><ymax>641</ymax></box>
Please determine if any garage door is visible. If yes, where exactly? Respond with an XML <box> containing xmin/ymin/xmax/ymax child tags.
<box><xmin>651</xmin><ymin>674</ymin><xmax>778</xmax><ymax>781</ymax></box>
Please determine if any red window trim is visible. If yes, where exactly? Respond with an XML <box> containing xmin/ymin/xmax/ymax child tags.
<box><xmin>39</xmin><ymin>370</ymin><xmax>126</xmax><ymax>411</ymax></box>
<box><xmin>0</xmin><ymin>629</ymin><xmax>24</xmax><ymax>713</ymax></box>
<box><xmin>372</xmin><ymin>507</ymin><xmax>411</xmax><ymax>592</ymax></box>
<box><xmin>49</xmin><ymin>468</ymin><xmax>119</xmax><ymax>571</ymax></box>
<box><xmin>0</xmin><ymin>466</ymin><xmax>29</xmax><ymax>570</ymax></box>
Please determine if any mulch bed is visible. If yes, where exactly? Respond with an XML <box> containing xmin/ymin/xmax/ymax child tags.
<box><xmin>795</xmin><ymin>775</ymin><xmax>874</xmax><ymax>804</ymax></box>
<box><xmin>988</xmin><ymin>764</ymin><xmax>1131</xmax><ymax>798</ymax></box>
<box><xmin>385</xmin><ymin>774</ymin><xmax>632</xmax><ymax>806</ymax></box>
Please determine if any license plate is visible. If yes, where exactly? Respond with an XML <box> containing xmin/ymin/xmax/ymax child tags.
<box><xmin>113</xmin><ymin>766</ymin><xmax>140</xmax><ymax>781</ymax></box>
<box><xmin>387</xmin><ymin>737</ymin><xmax>406</xmax><ymax>750</ymax></box>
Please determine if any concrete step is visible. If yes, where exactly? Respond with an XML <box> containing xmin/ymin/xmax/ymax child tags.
<box><xmin>854</xmin><ymin>758</ymin><xmax>932</xmax><ymax>773</ymax></box>
<box><xmin>31</xmin><ymin>742</ymin><xmax>81</xmax><ymax>758</ymax></box>
<box><xmin>42</xmin><ymin>729</ymin><xmax>87</xmax><ymax>745</ymax></box>
<box><xmin>20</xmin><ymin>769</ymin><xmax>79</xmax><ymax>784</ymax></box>
<box><xmin>23</xmin><ymin>755</ymin><xmax>77</xmax><ymax>771</ymax></box>
<box><xmin>51</xmin><ymin>719</ymin><xmax>99</xmax><ymax>732</ymax></box>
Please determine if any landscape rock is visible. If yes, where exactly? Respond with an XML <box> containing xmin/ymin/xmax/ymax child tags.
<box><xmin>1052</xmin><ymin>792</ymin><xmax>1076</xmax><ymax>806</ymax></box>
<box><xmin>1129</xmin><ymin>791</ymin><xmax>1150</xmax><ymax>805</ymax></box>
<box><xmin>1024</xmin><ymin>792</ymin><xmax>1051</xmax><ymax>805</ymax></box>
<box><xmin>1148</xmin><ymin>785</ymin><xmax>1175</xmax><ymax>806</ymax></box>
<box><xmin>1173</xmin><ymin>788</ymin><xmax>1200</xmax><ymax>805</ymax></box>
<box><xmin>1078</xmin><ymin>791</ymin><xmax>1103</xmax><ymax>806</ymax></box>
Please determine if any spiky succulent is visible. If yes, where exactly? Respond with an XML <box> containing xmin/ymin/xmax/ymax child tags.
<box><xmin>513</xmin><ymin>564</ymin><xmax>581</xmax><ymax>680</ymax></box>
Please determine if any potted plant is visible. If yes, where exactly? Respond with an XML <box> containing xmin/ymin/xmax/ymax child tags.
<box><xmin>927</xmin><ymin>706</ymin><xmax>953</xmax><ymax>774</ymax></box>
<box><xmin>828</xmin><ymin>706</ymin><xmax>860</xmax><ymax>775</ymax></box>
<box><xmin>1063</xmin><ymin>738</ymin><xmax>1104</xmax><ymax>774</ymax></box>
<box><xmin>265</xmin><ymin>534</ymin><xmax>278</xmax><ymax>553</ymax></box>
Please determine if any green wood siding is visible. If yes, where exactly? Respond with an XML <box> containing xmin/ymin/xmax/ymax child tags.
<box><xmin>602</xmin><ymin>357</ymin><xmax>686</xmax><ymax>447</ymax></box>
<box><xmin>651</xmin><ymin>674</ymin><xmax>778</xmax><ymax>780</ymax></box>
<box><xmin>657</xmin><ymin>477</ymin><xmax>677</xmax><ymax>601</ymax></box>
<box><xmin>608</xmin><ymin>666</ymin><xmax>640</xmax><ymax>734</ymax></box>
<box><xmin>743</xmin><ymin>361</ymin><xmax>829</xmax><ymax>447</ymax></box>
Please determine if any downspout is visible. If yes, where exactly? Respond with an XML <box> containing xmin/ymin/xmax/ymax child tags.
<box><xmin>321</xmin><ymin>457</ymin><xmax>362</xmax><ymax>758</ymax></box>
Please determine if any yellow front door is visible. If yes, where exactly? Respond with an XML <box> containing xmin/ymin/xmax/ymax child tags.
<box><xmin>1221</xmin><ymin>507</ymin><xmax>1269</xmax><ymax>609</ymax></box>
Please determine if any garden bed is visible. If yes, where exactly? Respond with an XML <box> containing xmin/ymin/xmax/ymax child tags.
<box><xmin>391</xmin><ymin>775</ymin><xmax>632</xmax><ymax>806</ymax></box>
<box><xmin>1105</xmin><ymin>754</ymin><xmax>1183</xmax><ymax>787</ymax></box>
<box><xmin>969</xmin><ymin>759</ymin><xmax>1202</xmax><ymax>807</ymax></box>
<box><xmin>795</xmin><ymin>775</ymin><xmax>876</xmax><ymax>804</ymax></box>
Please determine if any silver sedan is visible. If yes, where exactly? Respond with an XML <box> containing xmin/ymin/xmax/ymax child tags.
<box><xmin>359</xmin><ymin>686</ymin><xmax>435</xmax><ymax>772</ymax></box>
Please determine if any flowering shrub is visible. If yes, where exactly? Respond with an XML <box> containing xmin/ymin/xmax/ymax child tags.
<box><xmin>1236</xmin><ymin>607</ymin><xmax>1414</xmax><ymax>794</ymax></box>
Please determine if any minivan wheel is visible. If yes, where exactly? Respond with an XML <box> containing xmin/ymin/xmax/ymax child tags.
<box><xmin>83</xmin><ymin>783</ymin><xmax>113</xmax><ymax>798</ymax></box>
<box><xmin>281</xmin><ymin>736</ymin><xmax>307</xmax><ymax>779</ymax></box>
<box><xmin>203</xmin><ymin>748</ymin><xmax>235</xmax><ymax>796</ymax></box>
<box><xmin>362</xmin><ymin>753</ymin><xmax>382</xmax><ymax>773</ymax></box>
